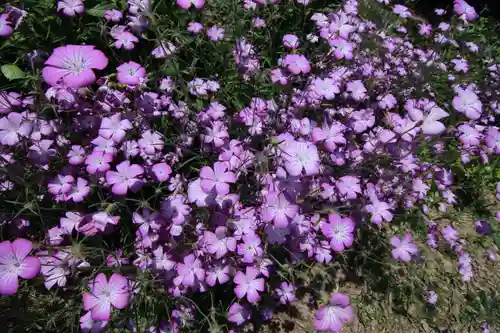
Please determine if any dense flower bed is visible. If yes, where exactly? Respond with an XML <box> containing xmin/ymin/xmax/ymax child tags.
<box><xmin>0</xmin><ymin>0</ymin><xmax>498</xmax><ymax>332</ymax></box>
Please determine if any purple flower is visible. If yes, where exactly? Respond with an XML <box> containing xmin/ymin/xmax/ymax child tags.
<box><xmin>261</xmin><ymin>192</ymin><xmax>298</xmax><ymax>228</ymax></box>
<box><xmin>85</xmin><ymin>150</ymin><xmax>113</xmax><ymax>174</ymax></box>
<box><xmin>311</xmin><ymin>122</ymin><xmax>346</xmax><ymax>152</ymax></box>
<box><xmin>113</xmin><ymin>31</ymin><xmax>138</xmax><ymax>50</ymax></box>
<box><xmin>0</xmin><ymin>14</ymin><xmax>13</xmax><ymax>37</ymax></box>
<box><xmin>206</xmin><ymin>26</ymin><xmax>225</xmax><ymax>41</ymax></box>
<box><xmin>57</xmin><ymin>0</ymin><xmax>84</xmax><ymax>16</ymax></box>
<box><xmin>282</xmin><ymin>34</ymin><xmax>300</xmax><ymax>49</ymax></box>
<box><xmin>427</xmin><ymin>291</ymin><xmax>438</xmax><ymax>305</ymax></box>
<box><xmin>0</xmin><ymin>92</ymin><xmax>22</xmax><ymax>114</ymax></box>
<box><xmin>68</xmin><ymin>177</ymin><xmax>91</xmax><ymax>202</ymax></box>
<box><xmin>106</xmin><ymin>161</ymin><xmax>144</xmax><ymax>195</ymax></box>
<box><xmin>152</xmin><ymin>162</ymin><xmax>172</xmax><ymax>182</ymax></box>
<box><xmin>314</xmin><ymin>292</ymin><xmax>354</xmax><ymax>332</ymax></box>
<box><xmin>393</xmin><ymin>4</ymin><xmax>411</xmax><ymax>18</ymax></box>
<box><xmin>321</xmin><ymin>213</ymin><xmax>355</xmax><ymax>252</ymax></box>
<box><xmin>346</xmin><ymin>80</ymin><xmax>366</xmax><ymax>101</ymax></box>
<box><xmin>204</xmin><ymin>226</ymin><xmax>237</xmax><ymax>259</ymax></box>
<box><xmin>390</xmin><ymin>233</ymin><xmax>418</xmax><ymax>262</ymax></box>
<box><xmin>0</xmin><ymin>112</ymin><xmax>33</xmax><ymax>146</ymax></box>
<box><xmin>454</xmin><ymin>0</ymin><xmax>478</xmax><ymax>21</ymax></box>
<box><xmin>281</xmin><ymin>54</ymin><xmax>311</xmax><ymax>74</ymax></box>
<box><xmin>187</xmin><ymin>21</ymin><xmax>204</xmax><ymax>33</ymax></box>
<box><xmin>275</xmin><ymin>282</ymin><xmax>296</xmax><ymax>304</ymax></box>
<box><xmin>281</xmin><ymin>140</ymin><xmax>320</xmax><ymax>176</ymax></box>
<box><xmin>200</xmin><ymin>162</ymin><xmax>236</xmax><ymax>195</ymax></box>
<box><xmin>365</xmin><ymin>200</ymin><xmax>393</xmax><ymax>224</ymax></box>
<box><xmin>42</xmin><ymin>45</ymin><xmax>108</xmax><ymax>88</ymax></box>
<box><xmin>67</xmin><ymin>145</ymin><xmax>86</xmax><ymax>165</ymax></box>
<box><xmin>104</xmin><ymin>9</ymin><xmax>122</xmax><ymax>22</ymax></box>
<box><xmin>228</xmin><ymin>302</ymin><xmax>251</xmax><ymax>326</ymax></box>
<box><xmin>48</xmin><ymin>174</ymin><xmax>74</xmax><ymax>195</ymax></box>
<box><xmin>234</xmin><ymin>266</ymin><xmax>265</xmax><ymax>303</ymax></box>
<box><xmin>336</xmin><ymin>176</ymin><xmax>361</xmax><ymax>200</ymax></box>
<box><xmin>174</xmin><ymin>254</ymin><xmax>205</xmax><ymax>287</ymax></box>
<box><xmin>205</xmin><ymin>264</ymin><xmax>230</xmax><ymax>286</ymax></box>
<box><xmin>0</xmin><ymin>239</ymin><xmax>40</xmax><ymax>295</ymax></box>
<box><xmin>80</xmin><ymin>311</ymin><xmax>108</xmax><ymax>333</ymax></box>
<box><xmin>452</xmin><ymin>86</ymin><xmax>482</xmax><ymax>120</ymax></box>
<box><xmin>99</xmin><ymin>114</ymin><xmax>132</xmax><ymax>143</ymax></box>
<box><xmin>116</xmin><ymin>61</ymin><xmax>146</xmax><ymax>86</ymax></box>
<box><xmin>330</xmin><ymin>38</ymin><xmax>354</xmax><ymax>60</ymax></box>
<box><xmin>138</xmin><ymin>130</ymin><xmax>164</xmax><ymax>155</ymax></box>
<box><xmin>475</xmin><ymin>220</ymin><xmax>492</xmax><ymax>235</ymax></box>
<box><xmin>176</xmin><ymin>0</ymin><xmax>205</xmax><ymax>10</ymax></box>
<box><xmin>83</xmin><ymin>273</ymin><xmax>130</xmax><ymax>321</ymax></box>
<box><xmin>441</xmin><ymin>225</ymin><xmax>459</xmax><ymax>246</ymax></box>
<box><xmin>237</xmin><ymin>233</ymin><xmax>263</xmax><ymax>263</ymax></box>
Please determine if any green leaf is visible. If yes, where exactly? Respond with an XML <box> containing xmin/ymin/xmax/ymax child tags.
<box><xmin>86</xmin><ymin>3</ymin><xmax>114</xmax><ymax>17</ymax></box>
<box><xmin>1</xmin><ymin>64</ymin><xmax>25</xmax><ymax>80</ymax></box>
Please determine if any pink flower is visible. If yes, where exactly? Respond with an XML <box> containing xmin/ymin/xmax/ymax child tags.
<box><xmin>281</xmin><ymin>140</ymin><xmax>320</xmax><ymax>176</ymax></box>
<box><xmin>206</xmin><ymin>26</ymin><xmax>225</xmax><ymax>41</ymax></box>
<box><xmin>228</xmin><ymin>302</ymin><xmax>251</xmax><ymax>326</ymax></box>
<box><xmin>152</xmin><ymin>42</ymin><xmax>177</xmax><ymax>58</ymax></box>
<box><xmin>79</xmin><ymin>311</ymin><xmax>108</xmax><ymax>333</ymax></box>
<box><xmin>90</xmin><ymin>212</ymin><xmax>120</xmax><ymax>232</ymax></box>
<box><xmin>106</xmin><ymin>160</ymin><xmax>144</xmax><ymax>195</ymax></box>
<box><xmin>393</xmin><ymin>4</ymin><xmax>411</xmax><ymax>18</ymax></box>
<box><xmin>275</xmin><ymin>282</ymin><xmax>296</xmax><ymax>304</ymax></box>
<box><xmin>0</xmin><ymin>239</ymin><xmax>40</xmax><ymax>295</ymax></box>
<box><xmin>0</xmin><ymin>14</ymin><xmax>13</xmax><ymax>37</ymax></box>
<box><xmin>282</xmin><ymin>34</ymin><xmax>300</xmax><ymax>49</ymax></box>
<box><xmin>104</xmin><ymin>9</ymin><xmax>122</xmax><ymax>22</ymax></box>
<box><xmin>452</xmin><ymin>85</ymin><xmax>482</xmax><ymax>120</ymax></box>
<box><xmin>314</xmin><ymin>292</ymin><xmax>354</xmax><ymax>332</ymax></box>
<box><xmin>48</xmin><ymin>174</ymin><xmax>74</xmax><ymax>195</ymax></box>
<box><xmin>204</xmin><ymin>226</ymin><xmax>237</xmax><ymax>259</ymax></box>
<box><xmin>176</xmin><ymin>0</ymin><xmax>205</xmax><ymax>9</ymax></box>
<box><xmin>152</xmin><ymin>162</ymin><xmax>172</xmax><ymax>182</ymax></box>
<box><xmin>173</xmin><ymin>254</ymin><xmax>205</xmax><ymax>287</ymax></box>
<box><xmin>187</xmin><ymin>21</ymin><xmax>204</xmax><ymax>33</ymax></box>
<box><xmin>281</xmin><ymin>54</ymin><xmax>311</xmax><ymax>74</ymax></box>
<box><xmin>0</xmin><ymin>112</ymin><xmax>33</xmax><ymax>146</ymax></box>
<box><xmin>321</xmin><ymin>213</ymin><xmax>355</xmax><ymax>252</ymax></box>
<box><xmin>454</xmin><ymin>0</ymin><xmax>478</xmax><ymax>21</ymax></box>
<box><xmin>68</xmin><ymin>177</ymin><xmax>91</xmax><ymax>202</ymax></box>
<box><xmin>57</xmin><ymin>0</ymin><xmax>84</xmax><ymax>17</ymax></box>
<box><xmin>418</xmin><ymin>23</ymin><xmax>432</xmax><ymax>36</ymax></box>
<box><xmin>206</xmin><ymin>264</ymin><xmax>230</xmax><ymax>286</ymax></box>
<box><xmin>237</xmin><ymin>233</ymin><xmax>263</xmax><ymax>263</ymax></box>
<box><xmin>67</xmin><ymin>145</ymin><xmax>86</xmax><ymax>165</ymax></box>
<box><xmin>0</xmin><ymin>92</ymin><xmax>22</xmax><ymax>114</ymax></box>
<box><xmin>116</xmin><ymin>61</ymin><xmax>146</xmax><ymax>86</ymax></box>
<box><xmin>200</xmin><ymin>162</ymin><xmax>237</xmax><ymax>195</ymax></box>
<box><xmin>85</xmin><ymin>150</ymin><xmax>114</xmax><ymax>174</ymax></box>
<box><xmin>390</xmin><ymin>233</ymin><xmax>418</xmax><ymax>262</ymax></box>
<box><xmin>311</xmin><ymin>122</ymin><xmax>346</xmax><ymax>152</ymax></box>
<box><xmin>99</xmin><ymin>114</ymin><xmax>132</xmax><ymax>143</ymax></box>
<box><xmin>336</xmin><ymin>176</ymin><xmax>361</xmax><ymax>200</ymax></box>
<box><xmin>330</xmin><ymin>38</ymin><xmax>353</xmax><ymax>60</ymax></box>
<box><xmin>261</xmin><ymin>192</ymin><xmax>298</xmax><ymax>228</ymax></box>
<box><xmin>83</xmin><ymin>273</ymin><xmax>130</xmax><ymax>321</ymax></box>
<box><xmin>113</xmin><ymin>31</ymin><xmax>139</xmax><ymax>50</ymax></box>
<box><xmin>138</xmin><ymin>130</ymin><xmax>164</xmax><ymax>155</ymax></box>
<box><xmin>234</xmin><ymin>266</ymin><xmax>265</xmax><ymax>303</ymax></box>
<box><xmin>346</xmin><ymin>80</ymin><xmax>366</xmax><ymax>101</ymax></box>
<box><xmin>42</xmin><ymin>45</ymin><xmax>108</xmax><ymax>88</ymax></box>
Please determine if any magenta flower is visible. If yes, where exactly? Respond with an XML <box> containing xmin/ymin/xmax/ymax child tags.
<box><xmin>106</xmin><ymin>160</ymin><xmax>144</xmax><ymax>195</ymax></box>
<box><xmin>173</xmin><ymin>254</ymin><xmax>205</xmax><ymax>287</ymax></box>
<box><xmin>113</xmin><ymin>31</ymin><xmax>139</xmax><ymax>50</ymax></box>
<box><xmin>42</xmin><ymin>45</ymin><xmax>108</xmax><ymax>88</ymax></box>
<box><xmin>99</xmin><ymin>114</ymin><xmax>132</xmax><ymax>143</ymax></box>
<box><xmin>0</xmin><ymin>14</ymin><xmax>13</xmax><ymax>37</ymax></box>
<box><xmin>281</xmin><ymin>140</ymin><xmax>320</xmax><ymax>176</ymax></box>
<box><xmin>204</xmin><ymin>226</ymin><xmax>237</xmax><ymax>259</ymax></box>
<box><xmin>237</xmin><ymin>233</ymin><xmax>263</xmax><ymax>263</ymax></box>
<box><xmin>48</xmin><ymin>174</ymin><xmax>74</xmax><ymax>195</ymax></box>
<box><xmin>336</xmin><ymin>176</ymin><xmax>361</xmax><ymax>200</ymax></box>
<box><xmin>314</xmin><ymin>292</ymin><xmax>354</xmax><ymax>332</ymax></box>
<box><xmin>138</xmin><ymin>130</ymin><xmax>164</xmax><ymax>155</ymax></box>
<box><xmin>83</xmin><ymin>273</ymin><xmax>130</xmax><ymax>321</ymax></box>
<box><xmin>176</xmin><ymin>0</ymin><xmax>205</xmax><ymax>9</ymax></box>
<box><xmin>311</xmin><ymin>122</ymin><xmax>346</xmax><ymax>152</ymax></box>
<box><xmin>365</xmin><ymin>201</ymin><xmax>393</xmax><ymax>224</ymax></box>
<box><xmin>330</xmin><ymin>38</ymin><xmax>354</xmax><ymax>60</ymax></box>
<box><xmin>234</xmin><ymin>266</ymin><xmax>265</xmax><ymax>303</ymax></box>
<box><xmin>454</xmin><ymin>0</ymin><xmax>478</xmax><ymax>21</ymax></box>
<box><xmin>85</xmin><ymin>150</ymin><xmax>113</xmax><ymax>174</ymax></box>
<box><xmin>57</xmin><ymin>0</ymin><xmax>84</xmax><ymax>16</ymax></box>
<box><xmin>116</xmin><ymin>61</ymin><xmax>146</xmax><ymax>86</ymax></box>
<box><xmin>275</xmin><ymin>282</ymin><xmax>296</xmax><ymax>304</ymax></box>
<box><xmin>321</xmin><ymin>213</ymin><xmax>355</xmax><ymax>252</ymax></box>
<box><xmin>104</xmin><ymin>9</ymin><xmax>122</xmax><ymax>22</ymax></box>
<box><xmin>0</xmin><ymin>239</ymin><xmax>40</xmax><ymax>295</ymax></box>
<box><xmin>281</xmin><ymin>54</ymin><xmax>311</xmax><ymax>74</ymax></box>
<box><xmin>261</xmin><ymin>192</ymin><xmax>298</xmax><ymax>228</ymax></box>
<box><xmin>187</xmin><ymin>21</ymin><xmax>204</xmax><ymax>33</ymax></box>
<box><xmin>200</xmin><ymin>162</ymin><xmax>236</xmax><ymax>195</ymax></box>
<box><xmin>152</xmin><ymin>162</ymin><xmax>172</xmax><ymax>182</ymax></box>
<box><xmin>0</xmin><ymin>112</ymin><xmax>33</xmax><ymax>146</ymax></box>
<box><xmin>205</xmin><ymin>264</ymin><xmax>230</xmax><ymax>286</ymax></box>
<box><xmin>390</xmin><ymin>233</ymin><xmax>418</xmax><ymax>262</ymax></box>
<box><xmin>206</xmin><ymin>26</ymin><xmax>225</xmax><ymax>41</ymax></box>
<box><xmin>228</xmin><ymin>302</ymin><xmax>251</xmax><ymax>326</ymax></box>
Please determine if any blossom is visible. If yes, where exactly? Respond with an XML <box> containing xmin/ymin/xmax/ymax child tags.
<box><xmin>0</xmin><ymin>112</ymin><xmax>33</xmax><ymax>146</ymax></box>
<box><xmin>0</xmin><ymin>92</ymin><xmax>21</xmax><ymax>114</ymax></box>
<box><xmin>237</xmin><ymin>233</ymin><xmax>263</xmax><ymax>263</ymax></box>
<box><xmin>281</xmin><ymin>54</ymin><xmax>311</xmax><ymax>74</ymax></box>
<box><xmin>0</xmin><ymin>239</ymin><xmax>40</xmax><ymax>295</ymax></box>
<box><xmin>138</xmin><ymin>130</ymin><xmax>164</xmax><ymax>155</ymax></box>
<box><xmin>336</xmin><ymin>176</ymin><xmax>361</xmax><ymax>200</ymax></box>
<box><xmin>261</xmin><ymin>192</ymin><xmax>298</xmax><ymax>228</ymax></box>
<box><xmin>99</xmin><ymin>114</ymin><xmax>132</xmax><ymax>143</ymax></box>
<box><xmin>57</xmin><ymin>0</ymin><xmax>84</xmax><ymax>17</ymax></box>
<box><xmin>104</xmin><ymin>9</ymin><xmax>122</xmax><ymax>22</ymax></box>
<box><xmin>200</xmin><ymin>162</ymin><xmax>236</xmax><ymax>195</ymax></box>
<box><xmin>452</xmin><ymin>85</ymin><xmax>482</xmax><ymax>120</ymax></box>
<box><xmin>42</xmin><ymin>45</ymin><xmax>108</xmax><ymax>88</ymax></box>
<box><xmin>187</xmin><ymin>21</ymin><xmax>204</xmax><ymax>33</ymax></box>
<box><xmin>80</xmin><ymin>311</ymin><xmax>108</xmax><ymax>333</ymax></box>
<box><xmin>275</xmin><ymin>282</ymin><xmax>296</xmax><ymax>304</ymax></box>
<box><xmin>113</xmin><ymin>31</ymin><xmax>139</xmax><ymax>50</ymax></box>
<box><xmin>330</xmin><ymin>38</ymin><xmax>354</xmax><ymax>60</ymax></box>
<box><xmin>314</xmin><ymin>292</ymin><xmax>354</xmax><ymax>332</ymax></box>
<box><xmin>365</xmin><ymin>200</ymin><xmax>393</xmax><ymax>224</ymax></box>
<box><xmin>205</xmin><ymin>264</ymin><xmax>230</xmax><ymax>286</ymax></box>
<box><xmin>228</xmin><ymin>302</ymin><xmax>251</xmax><ymax>326</ymax></box>
<box><xmin>206</xmin><ymin>26</ymin><xmax>225</xmax><ymax>41</ymax></box>
<box><xmin>234</xmin><ymin>266</ymin><xmax>265</xmax><ymax>303</ymax></box>
<box><xmin>390</xmin><ymin>233</ymin><xmax>418</xmax><ymax>262</ymax></box>
<box><xmin>176</xmin><ymin>0</ymin><xmax>205</xmax><ymax>10</ymax></box>
<box><xmin>281</xmin><ymin>140</ymin><xmax>320</xmax><ymax>176</ymax></box>
<box><xmin>321</xmin><ymin>213</ymin><xmax>355</xmax><ymax>252</ymax></box>
<box><xmin>311</xmin><ymin>122</ymin><xmax>346</xmax><ymax>152</ymax></box>
<box><xmin>152</xmin><ymin>42</ymin><xmax>177</xmax><ymax>58</ymax></box>
<box><xmin>68</xmin><ymin>177</ymin><xmax>91</xmax><ymax>202</ymax></box>
<box><xmin>282</xmin><ymin>34</ymin><xmax>300</xmax><ymax>49</ymax></box>
<box><xmin>454</xmin><ymin>0</ymin><xmax>478</xmax><ymax>21</ymax></box>
<box><xmin>117</xmin><ymin>61</ymin><xmax>146</xmax><ymax>86</ymax></box>
<box><xmin>393</xmin><ymin>4</ymin><xmax>411</xmax><ymax>18</ymax></box>
<box><xmin>106</xmin><ymin>160</ymin><xmax>144</xmax><ymax>195</ymax></box>
<box><xmin>85</xmin><ymin>150</ymin><xmax>114</xmax><ymax>174</ymax></box>
<box><xmin>173</xmin><ymin>254</ymin><xmax>205</xmax><ymax>287</ymax></box>
<box><xmin>152</xmin><ymin>162</ymin><xmax>172</xmax><ymax>182</ymax></box>
<box><xmin>204</xmin><ymin>226</ymin><xmax>237</xmax><ymax>259</ymax></box>
<box><xmin>346</xmin><ymin>80</ymin><xmax>366</xmax><ymax>101</ymax></box>
<box><xmin>0</xmin><ymin>14</ymin><xmax>13</xmax><ymax>37</ymax></box>
<box><xmin>83</xmin><ymin>273</ymin><xmax>130</xmax><ymax>321</ymax></box>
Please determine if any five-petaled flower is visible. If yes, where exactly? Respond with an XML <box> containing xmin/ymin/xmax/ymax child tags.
<box><xmin>0</xmin><ymin>239</ymin><xmax>40</xmax><ymax>295</ymax></box>
<box><xmin>83</xmin><ymin>273</ymin><xmax>130</xmax><ymax>321</ymax></box>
